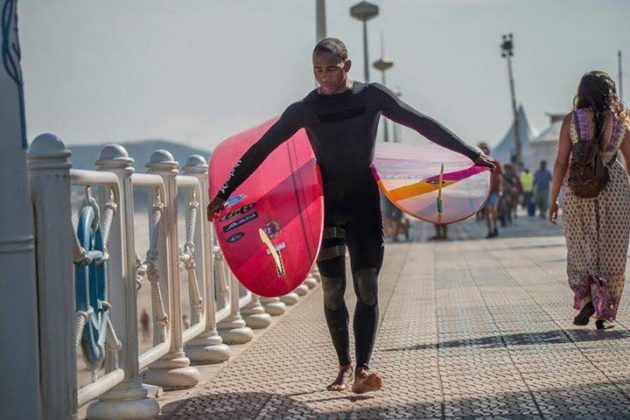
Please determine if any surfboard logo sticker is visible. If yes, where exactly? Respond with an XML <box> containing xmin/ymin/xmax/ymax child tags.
<box><xmin>227</xmin><ymin>232</ymin><xmax>245</xmax><ymax>243</ymax></box>
<box><xmin>219</xmin><ymin>203</ymin><xmax>256</xmax><ymax>222</ymax></box>
<box><xmin>263</xmin><ymin>220</ymin><xmax>281</xmax><ymax>239</ymax></box>
<box><xmin>223</xmin><ymin>212</ymin><xmax>259</xmax><ymax>233</ymax></box>
<box><xmin>226</xmin><ymin>194</ymin><xmax>248</xmax><ymax>208</ymax></box>
<box><xmin>259</xmin><ymin>229</ymin><xmax>286</xmax><ymax>276</ymax></box>
<box><xmin>265</xmin><ymin>242</ymin><xmax>286</xmax><ymax>254</ymax></box>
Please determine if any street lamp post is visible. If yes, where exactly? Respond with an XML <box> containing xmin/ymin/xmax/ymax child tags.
<box><xmin>500</xmin><ymin>33</ymin><xmax>522</xmax><ymax>167</ymax></box>
<box><xmin>392</xmin><ymin>88</ymin><xmax>402</xmax><ymax>143</ymax></box>
<box><xmin>374</xmin><ymin>56</ymin><xmax>394</xmax><ymax>141</ymax></box>
<box><xmin>316</xmin><ymin>0</ymin><xmax>326</xmax><ymax>42</ymax></box>
<box><xmin>350</xmin><ymin>1</ymin><xmax>379</xmax><ymax>82</ymax></box>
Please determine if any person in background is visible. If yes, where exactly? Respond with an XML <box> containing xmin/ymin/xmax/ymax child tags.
<box><xmin>382</xmin><ymin>195</ymin><xmax>407</xmax><ymax>242</ymax></box>
<box><xmin>503</xmin><ymin>165</ymin><xmax>522</xmax><ymax>223</ymax></box>
<box><xmin>519</xmin><ymin>167</ymin><xmax>534</xmax><ymax>215</ymax></box>
<box><xmin>533</xmin><ymin>160</ymin><xmax>552</xmax><ymax>219</ymax></box>
<box><xmin>478</xmin><ymin>142</ymin><xmax>503</xmax><ymax>238</ymax></box>
<box><xmin>501</xmin><ymin>164</ymin><xmax>521</xmax><ymax>225</ymax></box>
<box><xmin>430</xmin><ymin>224</ymin><xmax>448</xmax><ymax>241</ymax></box>
<box><xmin>549</xmin><ymin>71</ymin><xmax>630</xmax><ymax>330</ymax></box>
<box><xmin>140</xmin><ymin>309</ymin><xmax>150</xmax><ymax>343</ymax></box>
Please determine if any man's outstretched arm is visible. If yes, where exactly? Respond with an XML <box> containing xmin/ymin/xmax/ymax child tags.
<box><xmin>372</xmin><ymin>84</ymin><xmax>494</xmax><ymax>168</ymax></box>
<box><xmin>207</xmin><ymin>103</ymin><xmax>306</xmax><ymax>219</ymax></box>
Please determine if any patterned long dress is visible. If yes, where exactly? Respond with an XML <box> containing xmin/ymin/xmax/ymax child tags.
<box><xmin>563</xmin><ymin>109</ymin><xmax>630</xmax><ymax>321</ymax></box>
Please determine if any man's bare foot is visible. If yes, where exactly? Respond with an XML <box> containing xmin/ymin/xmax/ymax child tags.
<box><xmin>351</xmin><ymin>366</ymin><xmax>383</xmax><ymax>394</ymax></box>
<box><xmin>326</xmin><ymin>364</ymin><xmax>353</xmax><ymax>391</ymax></box>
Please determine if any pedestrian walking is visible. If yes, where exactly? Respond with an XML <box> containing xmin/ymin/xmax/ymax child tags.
<box><xmin>534</xmin><ymin>160</ymin><xmax>552</xmax><ymax>219</ymax></box>
<box><xmin>520</xmin><ymin>168</ymin><xmax>534</xmax><ymax>215</ymax></box>
<box><xmin>549</xmin><ymin>71</ymin><xmax>630</xmax><ymax>329</ymax></box>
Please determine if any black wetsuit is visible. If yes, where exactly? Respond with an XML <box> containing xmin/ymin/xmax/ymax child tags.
<box><xmin>217</xmin><ymin>82</ymin><xmax>480</xmax><ymax>369</ymax></box>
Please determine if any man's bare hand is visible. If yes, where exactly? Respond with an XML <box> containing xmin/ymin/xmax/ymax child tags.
<box><xmin>207</xmin><ymin>197</ymin><xmax>227</xmax><ymax>221</ymax></box>
<box><xmin>474</xmin><ymin>153</ymin><xmax>497</xmax><ymax>172</ymax></box>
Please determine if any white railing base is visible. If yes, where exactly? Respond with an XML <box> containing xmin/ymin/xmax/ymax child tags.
<box><xmin>304</xmin><ymin>273</ymin><xmax>318</xmax><ymax>289</ymax></box>
<box><xmin>86</xmin><ymin>380</ymin><xmax>159</xmax><ymax>420</ymax></box>
<box><xmin>295</xmin><ymin>284</ymin><xmax>309</xmax><ymax>296</ymax></box>
<box><xmin>280</xmin><ymin>292</ymin><xmax>299</xmax><ymax>306</ymax></box>
<box><xmin>243</xmin><ymin>312</ymin><xmax>272</xmax><ymax>329</ymax></box>
<box><xmin>185</xmin><ymin>332</ymin><xmax>231</xmax><ymax>364</ymax></box>
<box><xmin>218</xmin><ymin>315</ymin><xmax>254</xmax><ymax>344</ymax></box>
<box><xmin>260</xmin><ymin>297</ymin><xmax>287</xmax><ymax>316</ymax></box>
<box><xmin>142</xmin><ymin>351</ymin><xmax>200</xmax><ymax>390</ymax></box>
<box><xmin>142</xmin><ymin>383</ymin><xmax>163</xmax><ymax>399</ymax></box>
<box><xmin>242</xmin><ymin>298</ymin><xmax>272</xmax><ymax>329</ymax></box>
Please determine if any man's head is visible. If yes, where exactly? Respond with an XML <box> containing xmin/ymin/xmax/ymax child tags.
<box><xmin>540</xmin><ymin>160</ymin><xmax>547</xmax><ymax>170</ymax></box>
<box><xmin>313</xmin><ymin>38</ymin><xmax>352</xmax><ymax>95</ymax></box>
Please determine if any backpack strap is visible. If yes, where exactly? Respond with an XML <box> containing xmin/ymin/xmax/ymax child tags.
<box><xmin>572</xmin><ymin>111</ymin><xmax>582</xmax><ymax>142</ymax></box>
<box><xmin>574</xmin><ymin>109</ymin><xmax>592</xmax><ymax>142</ymax></box>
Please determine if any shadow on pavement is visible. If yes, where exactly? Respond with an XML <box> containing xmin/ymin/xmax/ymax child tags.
<box><xmin>159</xmin><ymin>379</ymin><xmax>630</xmax><ymax>419</ymax></box>
<box><xmin>384</xmin><ymin>329</ymin><xmax>630</xmax><ymax>352</ymax></box>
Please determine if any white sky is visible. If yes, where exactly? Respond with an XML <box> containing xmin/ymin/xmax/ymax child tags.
<box><xmin>18</xmin><ymin>0</ymin><xmax>630</xmax><ymax>149</ymax></box>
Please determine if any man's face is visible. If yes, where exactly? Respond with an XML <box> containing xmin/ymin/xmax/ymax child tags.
<box><xmin>313</xmin><ymin>51</ymin><xmax>351</xmax><ymax>95</ymax></box>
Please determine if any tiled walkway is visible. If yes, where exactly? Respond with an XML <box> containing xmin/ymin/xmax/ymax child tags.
<box><xmin>161</xmin><ymin>217</ymin><xmax>630</xmax><ymax>419</ymax></box>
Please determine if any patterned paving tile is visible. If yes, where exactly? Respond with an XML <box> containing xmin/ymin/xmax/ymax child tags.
<box><xmin>159</xmin><ymin>217</ymin><xmax>630</xmax><ymax>419</ymax></box>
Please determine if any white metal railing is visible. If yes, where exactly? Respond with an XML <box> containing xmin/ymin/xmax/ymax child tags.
<box><xmin>27</xmin><ymin>134</ymin><xmax>319</xmax><ymax>420</ymax></box>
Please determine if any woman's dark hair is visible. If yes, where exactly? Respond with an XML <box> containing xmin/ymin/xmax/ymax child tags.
<box><xmin>313</xmin><ymin>38</ymin><xmax>348</xmax><ymax>61</ymax></box>
<box><xmin>573</xmin><ymin>71</ymin><xmax>630</xmax><ymax>141</ymax></box>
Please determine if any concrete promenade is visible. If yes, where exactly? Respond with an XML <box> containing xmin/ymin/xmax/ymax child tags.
<box><xmin>159</xmin><ymin>216</ymin><xmax>630</xmax><ymax>419</ymax></box>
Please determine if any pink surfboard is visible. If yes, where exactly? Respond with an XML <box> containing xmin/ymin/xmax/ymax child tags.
<box><xmin>372</xmin><ymin>142</ymin><xmax>491</xmax><ymax>225</ymax></box>
<box><xmin>209</xmin><ymin>119</ymin><xmax>324</xmax><ymax>297</ymax></box>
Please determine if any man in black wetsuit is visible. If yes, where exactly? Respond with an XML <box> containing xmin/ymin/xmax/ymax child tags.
<box><xmin>208</xmin><ymin>38</ymin><xmax>495</xmax><ymax>393</ymax></box>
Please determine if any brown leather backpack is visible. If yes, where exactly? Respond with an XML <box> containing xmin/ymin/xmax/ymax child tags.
<box><xmin>567</xmin><ymin>111</ymin><xmax>609</xmax><ymax>198</ymax></box>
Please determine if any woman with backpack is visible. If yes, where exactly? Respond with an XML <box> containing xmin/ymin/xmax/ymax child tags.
<box><xmin>549</xmin><ymin>71</ymin><xmax>630</xmax><ymax>329</ymax></box>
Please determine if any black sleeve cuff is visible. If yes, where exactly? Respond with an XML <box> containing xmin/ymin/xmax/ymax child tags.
<box><xmin>468</xmin><ymin>149</ymin><xmax>481</xmax><ymax>162</ymax></box>
<box><xmin>216</xmin><ymin>190</ymin><xmax>230</xmax><ymax>202</ymax></box>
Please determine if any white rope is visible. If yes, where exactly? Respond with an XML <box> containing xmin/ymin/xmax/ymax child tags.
<box><xmin>179</xmin><ymin>193</ymin><xmax>203</xmax><ymax>309</ymax></box>
<box><xmin>184</xmin><ymin>192</ymin><xmax>199</xmax><ymax>254</ymax></box>
<box><xmin>146</xmin><ymin>263</ymin><xmax>169</xmax><ymax>329</ymax></box>
<box><xmin>105</xmin><ymin>314</ymin><xmax>122</xmax><ymax>352</ymax></box>
<box><xmin>213</xmin><ymin>245</ymin><xmax>229</xmax><ymax>296</ymax></box>
<box><xmin>145</xmin><ymin>196</ymin><xmax>169</xmax><ymax>330</ymax></box>
<box><xmin>180</xmin><ymin>253</ymin><xmax>203</xmax><ymax>309</ymax></box>
<box><xmin>148</xmin><ymin>202</ymin><xmax>163</xmax><ymax>252</ymax></box>
<box><xmin>71</xmin><ymin>230</ymin><xmax>92</xmax><ymax>265</ymax></box>
<box><xmin>74</xmin><ymin>309</ymin><xmax>91</xmax><ymax>349</ymax></box>
<box><xmin>98</xmin><ymin>189</ymin><xmax>118</xmax><ymax>264</ymax></box>
<box><xmin>135</xmin><ymin>254</ymin><xmax>146</xmax><ymax>291</ymax></box>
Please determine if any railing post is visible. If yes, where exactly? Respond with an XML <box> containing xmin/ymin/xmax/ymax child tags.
<box><xmin>303</xmin><ymin>270</ymin><xmax>318</xmax><ymax>289</ymax></box>
<box><xmin>217</xmin><ymin>264</ymin><xmax>254</xmax><ymax>345</ymax></box>
<box><xmin>260</xmin><ymin>296</ymin><xmax>287</xmax><ymax>316</ymax></box>
<box><xmin>294</xmin><ymin>282</ymin><xmax>310</xmax><ymax>297</ymax></box>
<box><xmin>143</xmin><ymin>151</ymin><xmax>200</xmax><ymax>389</ymax></box>
<box><xmin>242</xmin><ymin>294</ymin><xmax>272</xmax><ymax>329</ymax></box>
<box><xmin>182</xmin><ymin>155</ymin><xmax>231</xmax><ymax>363</ymax></box>
<box><xmin>27</xmin><ymin>133</ymin><xmax>76</xmax><ymax>419</ymax></box>
<box><xmin>280</xmin><ymin>290</ymin><xmax>300</xmax><ymax>306</ymax></box>
<box><xmin>87</xmin><ymin>145</ymin><xmax>159</xmax><ymax>419</ymax></box>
